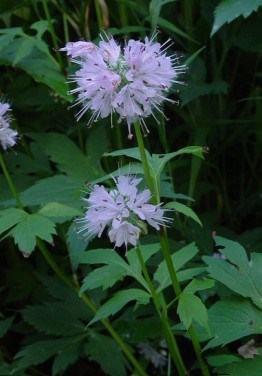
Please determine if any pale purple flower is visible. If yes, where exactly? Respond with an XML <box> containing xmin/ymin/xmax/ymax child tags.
<box><xmin>77</xmin><ymin>175</ymin><xmax>170</xmax><ymax>249</ymax></box>
<box><xmin>0</xmin><ymin>101</ymin><xmax>18</xmax><ymax>150</ymax></box>
<box><xmin>61</xmin><ymin>32</ymin><xmax>185</xmax><ymax>138</ymax></box>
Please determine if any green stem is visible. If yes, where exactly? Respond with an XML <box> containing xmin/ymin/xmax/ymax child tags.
<box><xmin>0</xmin><ymin>152</ymin><xmax>23</xmax><ymax>210</ymax></box>
<box><xmin>133</xmin><ymin>123</ymin><xmax>210</xmax><ymax>376</ymax></box>
<box><xmin>134</xmin><ymin>122</ymin><xmax>156</xmax><ymax>202</ymax></box>
<box><xmin>42</xmin><ymin>0</ymin><xmax>64</xmax><ymax>70</ymax></box>
<box><xmin>37</xmin><ymin>239</ymin><xmax>147</xmax><ymax>376</ymax></box>
<box><xmin>136</xmin><ymin>245</ymin><xmax>188</xmax><ymax>376</ymax></box>
<box><xmin>94</xmin><ymin>0</ymin><xmax>103</xmax><ymax>32</ymax></box>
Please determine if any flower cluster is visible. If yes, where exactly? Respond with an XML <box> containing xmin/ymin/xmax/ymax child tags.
<box><xmin>77</xmin><ymin>175</ymin><xmax>169</xmax><ymax>249</ymax></box>
<box><xmin>61</xmin><ymin>33</ymin><xmax>185</xmax><ymax>138</ymax></box>
<box><xmin>0</xmin><ymin>101</ymin><xmax>17</xmax><ymax>150</ymax></box>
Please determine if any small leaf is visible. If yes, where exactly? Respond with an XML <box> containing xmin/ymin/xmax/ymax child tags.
<box><xmin>165</xmin><ymin>201</ymin><xmax>202</xmax><ymax>226</ymax></box>
<box><xmin>89</xmin><ymin>289</ymin><xmax>150</xmax><ymax>325</ymax></box>
<box><xmin>211</xmin><ymin>0</ymin><xmax>262</xmax><ymax>36</ymax></box>
<box><xmin>184</xmin><ymin>278</ymin><xmax>215</xmax><ymax>294</ymax></box>
<box><xmin>178</xmin><ymin>292</ymin><xmax>209</xmax><ymax>330</ymax></box>
<box><xmin>10</xmin><ymin>213</ymin><xmax>56</xmax><ymax>254</ymax></box>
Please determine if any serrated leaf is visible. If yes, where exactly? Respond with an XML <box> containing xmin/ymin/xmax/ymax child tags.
<box><xmin>80</xmin><ymin>265</ymin><xmax>126</xmax><ymax>292</ymax></box>
<box><xmin>184</xmin><ymin>278</ymin><xmax>215</xmax><ymax>294</ymax></box>
<box><xmin>211</xmin><ymin>0</ymin><xmax>262</xmax><ymax>36</ymax></box>
<box><xmin>10</xmin><ymin>213</ymin><xmax>56</xmax><ymax>254</ymax></box>
<box><xmin>89</xmin><ymin>289</ymin><xmax>150</xmax><ymax>325</ymax></box>
<box><xmin>204</xmin><ymin>298</ymin><xmax>262</xmax><ymax>350</ymax></box>
<box><xmin>22</xmin><ymin>303</ymin><xmax>85</xmax><ymax>336</ymax></box>
<box><xmin>207</xmin><ymin>354</ymin><xmax>241</xmax><ymax>367</ymax></box>
<box><xmin>215</xmin><ymin>356</ymin><xmax>262</xmax><ymax>376</ymax></box>
<box><xmin>67</xmin><ymin>223</ymin><xmax>88</xmax><ymax>272</ymax></box>
<box><xmin>178</xmin><ymin>292</ymin><xmax>209</xmax><ymax>330</ymax></box>
<box><xmin>126</xmin><ymin>243</ymin><xmax>161</xmax><ymax>276</ymax></box>
<box><xmin>14</xmin><ymin>337</ymin><xmax>84</xmax><ymax>372</ymax></box>
<box><xmin>29</xmin><ymin>132</ymin><xmax>103</xmax><ymax>181</ymax></box>
<box><xmin>203</xmin><ymin>236</ymin><xmax>262</xmax><ymax>309</ymax></box>
<box><xmin>85</xmin><ymin>334</ymin><xmax>128</xmax><ymax>376</ymax></box>
<box><xmin>155</xmin><ymin>242</ymin><xmax>199</xmax><ymax>291</ymax></box>
<box><xmin>0</xmin><ymin>208</ymin><xmax>26</xmax><ymax>234</ymax></box>
<box><xmin>165</xmin><ymin>201</ymin><xmax>202</xmax><ymax>226</ymax></box>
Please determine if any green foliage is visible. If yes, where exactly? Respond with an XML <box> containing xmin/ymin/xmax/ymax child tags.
<box><xmin>178</xmin><ymin>292</ymin><xmax>209</xmax><ymax>331</ymax></box>
<box><xmin>89</xmin><ymin>289</ymin><xmax>151</xmax><ymax>325</ymax></box>
<box><xmin>85</xmin><ymin>334</ymin><xmax>129</xmax><ymax>376</ymax></box>
<box><xmin>211</xmin><ymin>0</ymin><xmax>262</xmax><ymax>35</ymax></box>
<box><xmin>205</xmin><ymin>298</ymin><xmax>262</xmax><ymax>349</ymax></box>
<box><xmin>204</xmin><ymin>236</ymin><xmax>262</xmax><ymax>309</ymax></box>
<box><xmin>164</xmin><ymin>201</ymin><xmax>202</xmax><ymax>226</ymax></box>
<box><xmin>0</xmin><ymin>316</ymin><xmax>14</xmax><ymax>338</ymax></box>
<box><xmin>215</xmin><ymin>356</ymin><xmax>262</xmax><ymax>376</ymax></box>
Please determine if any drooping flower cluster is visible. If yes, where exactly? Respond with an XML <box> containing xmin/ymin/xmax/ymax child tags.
<box><xmin>61</xmin><ymin>32</ymin><xmax>185</xmax><ymax>138</ymax></box>
<box><xmin>77</xmin><ymin>175</ymin><xmax>169</xmax><ymax>249</ymax></box>
<box><xmin>0</xmin><ymin>101</ymin><xmax>18</xmax><ymax>150</ymax></box>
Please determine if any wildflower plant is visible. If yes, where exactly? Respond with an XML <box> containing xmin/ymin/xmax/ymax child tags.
<box><xmin>1</xmin><ymin>2</ymin><xmax>261</xmax><ymax>376</ymax></box>
<box><xmin>61</xmin><ymin>32</ymin><xmax>185</xmax><ymax>138</ymax></box>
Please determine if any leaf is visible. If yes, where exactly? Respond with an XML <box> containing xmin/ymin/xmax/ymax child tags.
<box><xmin>203</xmin><ymin>236</ymin><xmax>262</xmax><ymax>309</ymax></box>
<box><xmin>79</xmin><ymin>249</ymin><xmax>147</xmax><ymax>294</ymax></box>
<box><xmin>0</xmin><ymin>208</ymin><xmax>26</xmax><ymax>234</ymax></box>
<box><xmin>126</xmin><ymin>243</ymin><xmax>161</xmax><ymax>276</ymax></box>
<box><xmin>204</xmin><ymin>298</ymin><xmax>262</xmax><ymax>350</ymax></box>
<box><xmin>211</xmin><ymin>0</ymin><xmax>262</xmax><ymax>36</ymax></box>
<box><xmin>18</xmin><ymin>175</ymin><xmax>82</xmax><ymax>209</ymax></box>
<box><xmin>10</xmin><ymin>213</ymin><xmax>56</xmax><ymax>254</ymax></box>
<box><xmin>155</xmin><ymin>242</ymin><xmax>199</xmax><ymax>291</ymax></box>
<box><xmin>0</xmin><ymin>316</ymin><xmax>14</xmax><ymax>338</ymax></box>
<box><xmin>13</xmin><ymin>39</ymin><xmax>33</xmax><ymax>65</ymax></box>
<box><xmin>177</xmin><ymin>292</ymin><xmax>209</xmax><ymax>331</ymax></box>
<box><xmin>29</xmin><ymin>132</ymin><xmax>103</xmax><ymax>181</ymax></box>
<box><xmin>180</xmin><ymin>81</ymin><xmax>229</xmax><ymax>105</ymax></box>
<box><xmin>67</xmin><ymin>223</ymin><xmax>88</xmax><ymax>272</ymax></box>
<box><xmin>215</xmin><ymin>356</ymin><xmax>262</xmax><ymax>376</ymax></box>
<box><xmin>0</xmin><ymin>37</ymin><xmax>70</xmax><ymax>100</ymax></box>
<box><xmin>85</xmin><ymin>334</ymin><xmax>128</xmax><ymax>376</ymax></box>
<box><xmin>207</xmin><ymin>354</ymin><xmax>241</xmax><ymax>367</ymax></box>
<box><xmin>38</xmin><ymin>202</ymin><xmax>82</xmax><ymax>223</ymax></box>
<box><xmin>165</xmin><ymin>201</ymin><xmax>202</xmax><ymax>226</ymax></box>
<box><xmin>22</xmin><ymin>303</ymin><xmax>85</xmax><ymax>336</ymax></box>
<box><xmin>80</xmin><ymin>265</ymin><xmax>126</xmax><ymax>292</ymax></box>
<box><xmin>158</xmin><ymin>16</ymin><xmax>198</xmax><ymax>44</ymax></box>
<box><xmin>184</xmin><ymin>278</ymin><xmax>215</xmax><ymax>294</ymax></box>
<box><xmin>14</xmin><ymin>337</ymin><xmax>84</xmax><ymax>372</ymax></box>
<box><xmin>0</xmin><ymin>33</ymin><xmax>15</xmax><ymax>52</ymax></box>
<box><xmin>89</xmin><ymin>289</ymin><xmax>151</xmax><ymax>325</ymax></box>
<box><xmin>91</xmin><ymin>163</ymin><xmax>144</xmax><ymax>185</ymax></box>
<box><xmin>31</xmin><ymin>20</ymin><xmax>49</xmax><ymax>39</ymax></box>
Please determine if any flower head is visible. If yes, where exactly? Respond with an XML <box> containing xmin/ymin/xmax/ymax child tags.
<box><xmin>0</xmin><ymin>100</ymin><xmax>18</xmax><ymax>150</ymax></box>
<box><xmin>77</xmin><ymin>175</ymin><xmax>170</xmax><ymax>249</ymax></box>
<box><xmin>61</xmin><ymin>32</ymin><xmax>185</xmax><ymax>138</ymax></box>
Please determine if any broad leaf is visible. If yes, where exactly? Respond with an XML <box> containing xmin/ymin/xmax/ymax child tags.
<box><xmin>184</xmin><ymin>278</ymin><xmax>215</xmax><ymax>294</ymax></box>
<box><xmin>178</xmin><ymin>293</ymin><xmax>209</xmax><ymax>331</ymax></box>
<box><xmin>38</xmin><ymin>202</ymin><xmax>81</xmax><ymax>223</ymax></box>
<box><xmin>204</xmin><ymin>236</ymin><xmax>262</xmax><ymax>309</ymax></box>
<box><xmin>89</xmin><ymin>289</ymin><xmax>151</xmax><ymax>325</ymax></box>
<box><xmin>164</xmin><ymin>201</ymin><xmax>202</xmax><ymax>226</ymax></box>
<box><xmin>204</xmin><ymin>298</ymin><xmax>262</xmax><ymax>350</ymax></box>
<box><xmin>211</xmin><ymin>0</ymin><xmax>262</xmax><ymax>36</ymax></box>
